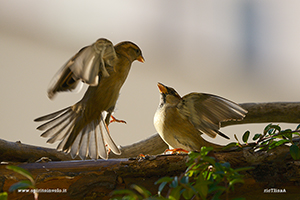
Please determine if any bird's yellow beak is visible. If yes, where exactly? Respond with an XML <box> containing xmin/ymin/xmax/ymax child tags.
<box><xmin>137</xmin><ymin>55</ymin><xmax>145</xmax><ymax>63</ymax></box>
<box><xmin>157</xmin><ymin>82</ymin><xmax>168</xmax><ymax>94</ymax></box>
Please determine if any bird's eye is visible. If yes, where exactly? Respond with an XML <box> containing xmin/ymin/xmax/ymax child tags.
<box><xmin>135</xmin><ymin>48</ymin><xmax>140</xmax><ymax>54</ymax></box>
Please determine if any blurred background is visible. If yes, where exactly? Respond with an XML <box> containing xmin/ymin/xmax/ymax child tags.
<box><xmin>1</xmin><ymin>1</ymin><xmax>300</xmax><ymax>150</ymax></box>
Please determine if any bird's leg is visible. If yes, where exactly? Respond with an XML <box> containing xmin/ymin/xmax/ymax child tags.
<box><xmin>105</xmin><ymin>107</ymin><xmax>127</xmax><ymax>124</ymax></box>
<box><xmin>103</xmin><ymin>109</ymin><xmax>125</xmax><ymax>155</ymax></box>
<box><xmin>110</xmin><ymin>115</ymin><xmax>127</xmax><ymax>124</ymax></box>
<box><xmin>164</xmin><ymin>148</ymin><xmax>189</xmax><ymax>154</ymax></box>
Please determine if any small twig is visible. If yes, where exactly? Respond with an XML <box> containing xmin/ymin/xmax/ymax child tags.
<box><xmin>257</xmin><ymin>130</ymin><xmax>300</xmax><ymax>144</ymax></box>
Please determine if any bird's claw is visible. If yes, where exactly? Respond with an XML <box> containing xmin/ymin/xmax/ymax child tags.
<box><xmin>110</xmin><ymin>115</ymin><xmax>127</xmax><ymax>124</ymax></box>
<box><xmin>164</xmin><ymin>148</ymin><xmax>189</xmax><ymax>154</ymax></box>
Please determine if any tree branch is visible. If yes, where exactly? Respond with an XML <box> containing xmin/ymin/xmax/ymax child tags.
<box><xmin>1</xmin><ymin>102</ymin><xmax>300</xmax><ymax>162</ymax></box>
<box><xmin>222</xmin><ymin>102</ymin><xmax>300</xmax><ymax>126</ymax></box>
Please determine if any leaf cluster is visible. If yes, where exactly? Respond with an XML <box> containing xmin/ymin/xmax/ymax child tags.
<box><xmin>224</xmin><ymin>123</ymin><xmax>300</xmax><ymax>160</ymax></box>
<box><xmin>111</xmin><ymin>147</ymin><xmax>251</xmax><ymax>200</ymax></box>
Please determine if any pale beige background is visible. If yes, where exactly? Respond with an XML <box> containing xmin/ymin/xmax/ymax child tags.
<box><xmin>1</xmin><ymin>1</ymin><xmax>300</xmax><ymax>151</ymax></box>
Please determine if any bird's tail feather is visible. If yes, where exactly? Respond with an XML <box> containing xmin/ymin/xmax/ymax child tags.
<box><xmin>217</xmin><ymin>130</ymin><xmax>230</xmax><ymax>140</ymax></box>
<box><xmin>68</xmin><ymin>112</ymin><xmax>121</xmax><ymax>160</ymax></box>
<box><xmin>34</xmin><ymin>107</ymin><xmax>121</xmax><ymax>160</ymax></box>
<box><xmin>34</xmin><ymin>107</ymin><xmax>71</xmax><ymax>122</ymax></box>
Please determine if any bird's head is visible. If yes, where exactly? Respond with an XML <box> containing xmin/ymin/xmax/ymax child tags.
<box><xmin>115</xmin><ymin>41</ymin><xmax>145</xmax><ymax>63</ymax></box>
<box><xmin>157</xmin><ymin>82</ymin><xmax>181</xmax><ymax>107</ymax></box>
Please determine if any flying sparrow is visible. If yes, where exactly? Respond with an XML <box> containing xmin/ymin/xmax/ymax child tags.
<box><xmin>34</xmin><ymin>38</ymin><xmax>144</xmax><ymax>160</ymax></box>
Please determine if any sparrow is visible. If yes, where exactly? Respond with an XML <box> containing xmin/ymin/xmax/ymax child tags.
<box><xmin>34</xmin><ymin>38</ymin><xmax>144</xmax><ymax>160</ymax></box>
<box><xmin>154</xmin><ymin>83</ymin><xmax>247</xmax><ymax>152</ymax></box>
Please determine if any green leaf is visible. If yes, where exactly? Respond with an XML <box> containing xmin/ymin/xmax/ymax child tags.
<box><xmin>194</xmin><ymin>182</ymin><xmax>209</xmax><ymax>199</ymax></box>
<box><xmin>155</xmin><ymin>177</ymin><xmax>173</xmax><ymax>196</ymax></box>
<box><xmin>266</xmin><ymin>124</ymin><xmax>281</xmax><ymax>136</ymax></box>
<box><xmin>221</xmin><ymin>162</ymin><xmax>231</xmax><ymax>169</ymax></box>
<box><xmin>9</xmin><ymin>180</ymin><xmax>33</xmax><ymax>192</ymax></box>
<box><xmin>252</xmin><ymin>133</ymin><xmax>262</xmax><ymax>140</ymax></box>
<box><xmin>112</xmin><ymin>189</ymin><xmax>141</xmax><ymax>200</ymax></box>
<box><xmin>188</xmin><ymin>151</ymin><xmax>200</xmax><ymax>160</ymax></box>
<box><xmin>229</xmin><ymin>178</ymin><xmax>244</xmax><ymax>187</ymax></box>
<box><xmin>170</xmin><ymin>176</ymin><xmax>178</xmax><ymax>188</ymax></box>
<box><xmin>188</xmin><ymin>184</ymin><xmax>199</xmax><ymax>195</ymax></box>
<box><xmin>180</xmin><ymin>176</ymin><xmax>189</xmax><ymax>184</ymax></box>
<box><xmin>202</xmin><ymin>156</ymin><xmax>216</xmax><ymax>165</ymax></box>
<box><xmin>157</xmin><ymin>182</ymin><xmax>168</xmax><ymax>196</ymax></box>
<box><xmin>131</xmin><ymin>184</ymin><xmax>151</xmax><ymax>198</ymax></box>
<box><xmin>290</xmin><ymin>145</ymin><xmax>300</xmax><ymax>160</ymax></box>
<box><xmin>214</xmin><ymin>170</ymin><xmax>225</xmax><ymax>175</ymax></box>
<box><xmin>0</xmin><ymin>192</ymin><xmax>8</xmax><ymax>200</ymax></box>
<box><xmin>273</xmin><ymin>124</ymin><xmax>281</xmax><ymax>132</ymax></box>
<box><xmin>260</xmin><ymin>138</ymin><xmax>274</xmax><ymax>146</ymax></box>
<box><xmin>155</xmin><ymin>177</ymin><xmax>173</xmax><ymax>185</ymax></box>
<box><xmin>169</xmin><ymin>186</ymin><xmax>181</xmax><ymax>200</ymax></box>
<box><xmin>264</xmin><ymin>123</ymin><xmax>273</xmax><ymax>134</ymax></box>
<box><xmin>270</xmin><ymin>139</ymin><xmax>290</xmax><ymax>149</ymax></box>
<box><xmin>268</xmin><ymin>128</ymin><xmax>275</xmax><ymax>135</ymax></box>
<box><xmin>199</xmin><ymin>184</ymin><xmax>208</xmax><ymax>198</ymax></box>
<box><xmin>182</xmin><ymin>187</ymin><xmax>195</xmax><ymax>199</ymax></box>
<box><xmin>223</xmin><ymin>142</ymin><xmax>238</xmax><ymax>150</ymax></box>
<box><xmin>6</xmin><ymin>166</ymin><xmax>34</xmax><ymax>184</ymax></box>
<box><xmin>214</xmin><ymin>162</ymin><xmax>223</xmax><ymax>170</ymax></box>
<box><xmin>284</xmin><ymin>131</ymin><xmax>293</xmax><ymax>141</ymax></box>
<box><xmin>203</xmin><ymin>170</ymin><xmax>213</xmax><ymax>181</ymax></box>
<box><xmin>242</xmin><ymin>131</ymin><xmax>250</xmax><ymax>143</ymax></box>
<box><xmin>281</xmin><ymin>128</ymin><xmax>292</xmax><ymax>134</ymax></box>
<box><xmin>208</xmin><ymin>185</ymin><xmax>226</xmax><ymax>193</ymax></box>
<box><xmin>111</xmin><ymin>189</ymin><xmax>135</xmax><ymax>195</ymax></box>
<box><xmin>200</xmin><ymin>146</ymin><xmax>214</xmax><ymax>156</ymax></box>
<box><xmin>294</xmin><ymin>132</ymin><xmax>300</xmax><ymax>136</ymax></box>
<box><xmin>296</xmin><ymin>124</ymin><xmax>300</xmax><ymax>130</ymax></box>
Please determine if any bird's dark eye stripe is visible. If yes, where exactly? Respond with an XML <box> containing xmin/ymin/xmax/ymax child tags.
<box><xmin>167</xmin><ymin>88</ymin><xmax>178</xmax><ymax>96</ymax></box>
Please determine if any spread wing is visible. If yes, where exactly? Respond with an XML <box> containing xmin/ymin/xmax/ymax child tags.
<box><xmin>47</xmin><ymin>38</ymin><xmax>118</xmax><ymax>99</ymax></box>
<box><xmin>178</xmin><ymin>93</ymin><xmax>247</xmax><ymax>139</ymax></box>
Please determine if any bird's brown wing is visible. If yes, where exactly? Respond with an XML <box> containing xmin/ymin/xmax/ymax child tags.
<box><xmin>178</xmin><ymin>93</ymin><xmax>247</xmax><ymax>139</ymax></box>
<box><xmin>47</xmin><ymin>38</ymin><xmax>118</xmax><ymax>99</ymax></box>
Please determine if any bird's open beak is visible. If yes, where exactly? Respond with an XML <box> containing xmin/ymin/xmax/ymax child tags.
<box><xmin>157</xmin><ymin>82</ymin><xmax>168</xmax><ymax>94</ymax></box>
<box><xmin>137</xmin><ymin>55</ymin><xmax>145</xmax><ymax>63</ymax></box>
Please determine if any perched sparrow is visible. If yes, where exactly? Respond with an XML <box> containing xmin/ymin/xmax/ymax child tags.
<box><xmin>154</xmin><ymin>83</ymin><xmax>247</xmax><ymax>151</ymax></box>
<box><xmin>34</xmin><ymin>38</ymin><xmax>144</xmax><ymax>160</ymax></box>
